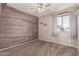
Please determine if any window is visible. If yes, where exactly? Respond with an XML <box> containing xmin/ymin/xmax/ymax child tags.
<box><xmin>57</xmin><ymin>15</ymin><xmax>70</xmax><ymax>32</ymax></box>
<box><xmin>57</xmin><ymin>16</ymin><xmax>62</xmax><ymax>31</ymax></box>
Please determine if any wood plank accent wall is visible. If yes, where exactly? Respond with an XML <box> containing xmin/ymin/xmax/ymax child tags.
<box><xmin>0</xmin><ymin>4</ymin><xmax>38</xmax><ymax>49</ymax></box>
<box><xmin>0</xmin><ymin>3</ymin><xmax>1</xmax><ymax>17</ymax></box>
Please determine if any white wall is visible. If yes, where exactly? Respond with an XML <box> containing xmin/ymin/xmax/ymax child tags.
<box><xmin>77</xmin><ymin>10</ymin><xmax>79</xmax><ymax>52</ymax></box>
<box><xmin>39</xmin><ymin>14</ymin><xmax>77</xmax><ymax>48</ymax></box>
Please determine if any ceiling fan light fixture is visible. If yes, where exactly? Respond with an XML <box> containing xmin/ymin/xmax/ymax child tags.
<box><xmin>31</xmin><ymin>3</ymin><xmax>51</xmax><ymax>13</ymax></box>
<box><xmin>41</xmin><ymin>8</ymin><xmax>45</xmax><ymax>11</ymax></box>
<box><xmin>38</xmin><ymin>8</ymin><xmax>41</xmax><ymax>12</ymax></box>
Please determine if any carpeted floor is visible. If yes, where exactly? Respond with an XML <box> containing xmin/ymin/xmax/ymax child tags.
<box><xmin>0</xmin><ymin>40</ymin><xmax>78</xmax><ymax>56</ymax></box>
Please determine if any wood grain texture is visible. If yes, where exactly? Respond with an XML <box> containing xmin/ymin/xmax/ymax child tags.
<box><xmin>0</xmin><ymin>40</ymin><xmax>78</xmax><ymax>56</ymax></box>
<box><xmin>0</xmin><ymin>4</ymin><xmax>38</xmax><ymax>49</ymax></box>
<box><xmin>0</xmin><ymin>3</ymin><xmax>1</xmax><ymax>16</ymax></box>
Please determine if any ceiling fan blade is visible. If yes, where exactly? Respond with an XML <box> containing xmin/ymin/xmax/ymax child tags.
<box><xmin>31</xmin><ymin>8</ymin><xmax>35</xmax><ymax>10</ymax></box>
<box><xmin>45</xmin><ymin>4</ymin><xmax>51</xmax><ymax>7</ymax></box>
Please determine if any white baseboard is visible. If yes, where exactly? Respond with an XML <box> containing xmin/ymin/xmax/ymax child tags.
<box><xmin>0</xmin><ymin>39</ymin><xmax>38</xmax><ymax>51</ymax></box>
<box><xmin>39</xmin><ymin>39</ymin><xmax>77</xmax><ymax>49</ymax></box>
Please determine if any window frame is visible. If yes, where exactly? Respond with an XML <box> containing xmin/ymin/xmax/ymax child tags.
<box><xmin>57</xmin><ymin>15</ymin><xmax>70</xmax><ymax>32</ymax></box>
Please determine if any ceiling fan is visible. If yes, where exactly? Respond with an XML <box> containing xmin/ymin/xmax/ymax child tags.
<box><xmin>31</xmin><ymin>3</ymin><xmax>51</xmax><ymax>13</ymax></box>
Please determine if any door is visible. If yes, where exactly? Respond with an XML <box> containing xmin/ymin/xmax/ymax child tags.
<box><xmin>57</xmin><ymin>15</ymin><xmax>71</xmax><ymax>41</ymax></box>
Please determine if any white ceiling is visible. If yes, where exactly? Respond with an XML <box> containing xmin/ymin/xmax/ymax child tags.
<box><xmin>7</xmin><ymin>3</ymin><xmax>77</xmax><ymax>17</ymax></box>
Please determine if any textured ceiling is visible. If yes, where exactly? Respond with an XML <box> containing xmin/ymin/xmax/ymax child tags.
<box><xmin>7</xmin><ymin>3</ymin><xmax>77</xmax><ymax>17</ymax></box>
